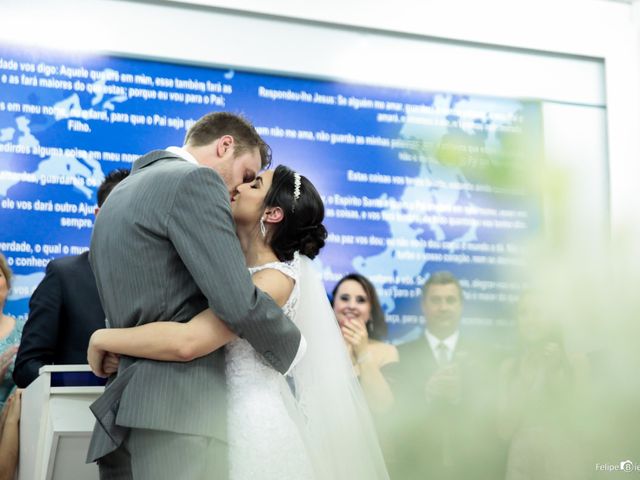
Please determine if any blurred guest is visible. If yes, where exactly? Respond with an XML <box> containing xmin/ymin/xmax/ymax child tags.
<box><xmin>383</xmin><ymin>271</ymin><xmax>503</xmax><ymax>480</ymax></box>
<box><xmin>0</xmin><ymin>253</ymin><xmax>23</xmax><ymax>480</ymax></box>
<box><xmin>499</xmin><ymin>291</ymin><xmax>590</xmax><ymax>480</ymax></box>
<box><xmin>332</xmin><ymin>273</ymin><xmax>398</xmax><ymax>412</ymax></box>
<box><xmin>13</xmin><ymin>169</ymin><xmax>129</xmax><ymax>388</ymax></box>
<box><xmin>0</xmin><ymin>253</ymin><xmax>23</xmax><ymax>407</ymax></box>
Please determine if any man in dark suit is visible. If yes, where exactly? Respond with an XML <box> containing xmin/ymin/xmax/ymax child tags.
<box><xmin>13</xmin><ymin>169</ymin><xmax>129</xmax><ymax>388</ymax></box>
<box><xmin>384</xmin><ymin>271</ymin><xmax>504</xmax><ymax>480</ymax></box>
<box><xmin>86</xmin><ymin>112</ymin><xmax>304</xmax><ymax>480</ymax></box>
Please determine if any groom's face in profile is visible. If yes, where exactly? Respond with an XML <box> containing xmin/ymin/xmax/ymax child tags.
<box><xmin>189</xmin><ymin>135</ymin><xmax>261</xmax><ymax>199</ymax></box>
<box><xmin>227</xmin><ymin>147</ymin><xmax>261</xmax><ymax>195</ymax></box>
<box><xmin>215</xmin><ymin>143</ymin><xmax>261</xmax><ymax>198</ymax></box>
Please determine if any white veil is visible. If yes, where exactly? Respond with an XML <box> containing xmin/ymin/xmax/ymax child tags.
<box><xmin>289</xmin><ymin>254</ymin><xmax>391</xmax><ymax>480</ymax></box>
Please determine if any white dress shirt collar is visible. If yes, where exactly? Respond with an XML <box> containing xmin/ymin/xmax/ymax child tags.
<box><xmin>166</xmin><ymin>146</ymin><xmax>199</xmax><ymax>166</ymax></box>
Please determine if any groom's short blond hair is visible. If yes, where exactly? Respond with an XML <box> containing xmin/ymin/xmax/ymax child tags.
<box><xmin>185</xmin><ymin>112</ymin><xmax>272</xmax><ymax>169</ymax></box>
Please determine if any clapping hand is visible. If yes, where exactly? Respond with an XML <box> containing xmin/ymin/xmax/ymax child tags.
<box><xmin>6</xmin><ymin>389</ymin><xmax>21</xmax><ymax>424</ymax></box>
<box><xmin>0</xmin><ymin>389</ymin><xmax>22</xmax><ymax>429</ymax></box>
<box><xmin>341</xmin><ymin>319</ymin><xmax>370</xmax><ymax>362</ymax></box>
<box><xmin>521</xmin><ymin>342</ymin><xmax>564</xmax><ymax>374</ymax></box>
<box><xmin>425</xmin><ymin>364</ymin><xmax>461</xmax><ymax>404</ymax></box>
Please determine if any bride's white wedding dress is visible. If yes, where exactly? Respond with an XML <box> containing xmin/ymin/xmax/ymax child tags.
<box><xmin>224</xmin><ymin>253</ymin><xmax>390</xmax><ymax>480</ymax></box>
<box><xmin>225</xmin><ymin>256</ymin><xmax>315</xmax><ymax>480</ymax></box>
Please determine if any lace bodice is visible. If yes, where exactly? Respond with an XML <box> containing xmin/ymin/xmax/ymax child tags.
<box><xmin>225</xmin><ymin>254</ymin><xmax>300</xmax><ymax>373</ymax></box>
<box><xmin>247</xmin><ymin>254</ymin><xmax>299</xmax><ymax>321</ymax></box>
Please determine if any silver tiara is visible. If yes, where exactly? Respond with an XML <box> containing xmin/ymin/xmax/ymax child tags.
<box><xmin>292</xmin><ymin>172</ymin><xmax>301</xmax><ymax>211</ymax></box>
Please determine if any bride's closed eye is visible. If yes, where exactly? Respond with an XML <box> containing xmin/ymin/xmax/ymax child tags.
<box><xmin>250</xmin><ymin>177</ymin><xmax>263</xmax><ymax>189</ymax></box>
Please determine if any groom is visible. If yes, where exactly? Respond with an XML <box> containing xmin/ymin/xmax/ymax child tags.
<box><xmin>86</xmin><ymin>112</ymin><xmax>304</xmax><ymax>479</ymax></box>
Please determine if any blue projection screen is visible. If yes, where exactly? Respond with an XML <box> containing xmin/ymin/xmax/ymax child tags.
<box><xmin>0</xmin><ymin>43</ymin><xmax>541</xmax><ymax>343</ymax></box>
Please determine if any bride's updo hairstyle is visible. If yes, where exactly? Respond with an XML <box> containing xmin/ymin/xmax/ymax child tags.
<box><xmin>263</xmin><ymin>165</ymin><xmax>327</xmax><ymax>261</ymax></box>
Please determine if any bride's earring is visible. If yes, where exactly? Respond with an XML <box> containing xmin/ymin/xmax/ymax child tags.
<box><xmin>259</xmin><ymin>218</ymin><xmax>266</xmax><ymax>238</ymax></box>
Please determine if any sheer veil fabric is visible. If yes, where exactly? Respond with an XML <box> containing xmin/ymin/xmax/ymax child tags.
<box><xmin>288</xmin><ymin>254</ymin><xmax>390</xmax><ymax>480</ymax></box>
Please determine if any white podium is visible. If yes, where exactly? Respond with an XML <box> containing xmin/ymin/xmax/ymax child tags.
<box><xmin>19</xmin><ymin>365</ymin><xmax>105</xmax><ymax>480</ymax></box>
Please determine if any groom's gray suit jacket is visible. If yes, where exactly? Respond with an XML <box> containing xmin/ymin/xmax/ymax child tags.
<box><xmin>86</xmin><ymin>151</ymin><xmax>301</xmax><ymax>462</ymax></box>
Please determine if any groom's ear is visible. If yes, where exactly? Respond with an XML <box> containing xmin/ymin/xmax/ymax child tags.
<box><xmin>216</xmin><ymin>135</ymin><xmax>234</xmax><ymax>157</ymax></box>
<box><xmin>264</xmin><ymin>207</ymin><xmax>284</xmax><ymax>224</ymax></box>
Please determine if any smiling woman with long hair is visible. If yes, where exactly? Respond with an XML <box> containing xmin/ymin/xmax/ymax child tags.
<box><xmin>331</xmin><ymin>273</ymin><xmax>398</xmax><ymax>413</ymax></box>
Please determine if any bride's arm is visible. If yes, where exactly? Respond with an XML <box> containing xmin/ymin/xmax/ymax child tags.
<box><xmin>88</xmin><ymin>268</ymin><xmax>293</xmax><ymax>375</ymax></box>
<box><xmin>89</xmin><ymin>308</ymin><xmax>235</xmax><ymax>365</ymax></box>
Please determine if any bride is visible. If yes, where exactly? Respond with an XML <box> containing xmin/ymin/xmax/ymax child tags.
<box><xmin>88</xmin><ymin>165</ymin><xmax>390</xmax><ymax>480</ymax></box>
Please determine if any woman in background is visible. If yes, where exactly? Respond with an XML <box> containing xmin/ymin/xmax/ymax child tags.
<box><xmin>332</xmin><ymin>274</ymin><xmax>398</xmax><ymax>413</ymax></box>
<box><xmin>0</xmin><ymin>253</ymin><xmax>23</xmax><ymax>479</ymax></box>
<box><xmin>498</xmin><ymin>291</ymin><xmax>590</xmax><ymax>480</ymax></box>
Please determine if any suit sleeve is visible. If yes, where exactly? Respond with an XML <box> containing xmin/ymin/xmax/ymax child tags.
<box><xmin>13</xmin><ymin>262</ymin><xmax>62</xmax><ymax>387</ymax></box>
<box><xmin>166</xmin><ymin>167</ymin><xmax>301</xmax><ymax>374</ymax></box>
